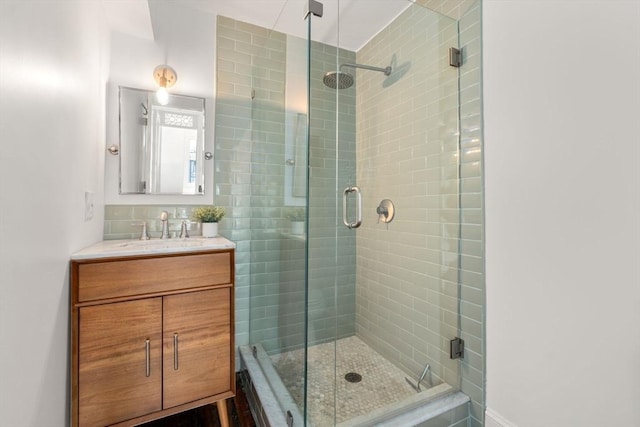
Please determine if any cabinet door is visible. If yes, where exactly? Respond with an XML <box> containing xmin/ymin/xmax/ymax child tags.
<box><xmin>163</xmin><ymin>288</ymin><xmax>231</xmax><ymax>408</ymax></box>
<box><xmin>79</xmin><ymin>298</ymin><xmax>162</xmax><ymax>426</ymax></box>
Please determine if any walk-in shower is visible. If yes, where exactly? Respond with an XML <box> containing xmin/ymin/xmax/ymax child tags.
<box><xmin>323</xmin><ymin>63</ymin><xmax>392</xmax><ymax>89</ymax></box>
<box><xmin>215</xmin><ymin>0</ymin><xmax>485</xmax><ymax>425</ymax></box>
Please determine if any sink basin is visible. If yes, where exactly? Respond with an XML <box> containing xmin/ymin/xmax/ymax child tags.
<box><xmin>71</xmin><ymin>237</ymin><xmax>235</xmax><ymax>260</ymax></box>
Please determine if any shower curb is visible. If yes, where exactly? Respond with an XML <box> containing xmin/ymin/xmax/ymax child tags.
<box><xmin>371</xmin><ymin>391</ymin><xmax>470</xmax><ymax>427</ymax></box>
<box><xmin>239</xmin><ymin>345</ymin><xmax>300</xmax><ymax>427</ymax></box>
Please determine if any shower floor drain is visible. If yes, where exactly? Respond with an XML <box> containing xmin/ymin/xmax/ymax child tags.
<box><xmin>344</xmin><ymin>372</ymin><xmax>362</xmax><ymax>383</ymax></box>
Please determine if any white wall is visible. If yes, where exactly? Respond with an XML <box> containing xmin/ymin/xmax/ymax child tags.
<box><xmin>0</xmin><ymin>1</ymin><xmax>109</xmax><ymax>425</ymax></box>
<box><xmin>104</xmin><ymin>2</ymin><xmax>216</xmax><ymax>205</ymax></box>
<box><xmin>484</xmin><ymin>2</ymin><xmax>640</xmax><ymax>426</ymax></box>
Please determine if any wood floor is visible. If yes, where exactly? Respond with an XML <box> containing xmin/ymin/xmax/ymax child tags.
<box><xmin>142</xmin><ymin>374</ymin><xmax>256</xmax><ymax>427</ymax></box>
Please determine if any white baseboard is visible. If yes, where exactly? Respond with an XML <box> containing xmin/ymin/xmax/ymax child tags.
<box><xmin>485</xmin><ymin>408</ymin><xmax>517</xmax><ymax>427</ymax></box>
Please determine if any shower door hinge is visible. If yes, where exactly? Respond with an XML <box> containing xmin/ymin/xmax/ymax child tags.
<box><xmin>450</xmin><ymin>337</ymin><xmax>465</xmax><ymax>359</ymax></box>
<box><xmin>449</xmin><ymin>47</ymin><xmax>462</xmax><ymax>68</ymax></box>
<box><xmin>304</xmin><ymin>0</ymin><xmax>323</xmax><ymax>18</ymax></box>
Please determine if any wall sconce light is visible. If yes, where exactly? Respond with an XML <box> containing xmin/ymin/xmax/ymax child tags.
<box><xmin>153</xmin><ymin>64</ymin><xmax>177</xmax><ymax>106</ymax></box>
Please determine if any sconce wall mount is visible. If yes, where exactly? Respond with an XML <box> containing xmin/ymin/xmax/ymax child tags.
<box><xmin>153</xmin><ymin>65</ymin><xmax>177</xmax><ymax>89</ymax></box>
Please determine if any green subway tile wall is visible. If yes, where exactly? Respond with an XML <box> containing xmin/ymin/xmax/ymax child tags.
<box><xmin>354</xmin><ymin>1</ymin><xmax>461</xmax><ymax>391</ymax></box>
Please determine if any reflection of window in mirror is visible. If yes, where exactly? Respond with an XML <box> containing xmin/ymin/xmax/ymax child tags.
<box><xmin>118</xmin><ymin>86</ymin><xmax>206</xmax><ymax>195</ymax></box>
<box><xmin>149</xmin><ymin>107</ymin><xmax>203</xmax><ymax>194</ymax></box>
<box><xmin>284</xmin><ymin>112</ymin><xmax>307</xmax><ymax>206</ymax></box>
<box><xmin>283</xmin><ymin>34</ymin><xmax>307</xmax><ymax>207</ymax></box>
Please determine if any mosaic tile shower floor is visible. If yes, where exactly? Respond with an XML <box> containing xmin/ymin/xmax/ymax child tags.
<box><xmin>270</xmin><ymin>336</ymin><xmax>419</xmax><ymax>426</ymax></box>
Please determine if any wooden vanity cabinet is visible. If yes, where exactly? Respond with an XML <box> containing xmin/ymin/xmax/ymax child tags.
<box><xmin>162</xmin><ymin>288</ymin><xmax>231</xmax><ymax>409</ymax></box>
<box><xmin>71</xmin><ymin>249</ymin><xmax>235</xmax><ymax>427</ymax></box>
<box><xmin>78</xmin><ymin>298</ymin><xmax>163</xmax><ymax>426</ymax></box>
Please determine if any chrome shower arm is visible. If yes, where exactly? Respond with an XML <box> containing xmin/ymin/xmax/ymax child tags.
<box><xmin>339</xmin><ymin>63</ymin><xmax>392</xmax><ymax>76</ymax></box>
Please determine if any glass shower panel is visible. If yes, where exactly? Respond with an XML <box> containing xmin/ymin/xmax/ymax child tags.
<box><xmin>351</xmin><ymin>1</ymin><xmax>462</xmax><ymax>389</ymax></box>
<box><xmin>306</xmin><ymin>1</ymin><xmax>462</xmax><ymax>425</ymax></box>
<box><xmin>220</xmin><ymin>7</ymin><xmax>310</xmax><ymax>423</ymax></box>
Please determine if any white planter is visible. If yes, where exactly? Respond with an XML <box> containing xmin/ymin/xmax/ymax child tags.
<box><xmin>201</xmin><ymin>222</ymin><xmax>218</xmax><ymax>238</ymax></box>
<box><xmin>290</xmin><ymin>221</ymin><xmax>305</xmax><ymax>235</ymax></box>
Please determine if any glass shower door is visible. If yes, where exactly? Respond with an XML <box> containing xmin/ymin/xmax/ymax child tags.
<box><xmin>305</xmin><ymin>1</ymin><xmax>463</xmax><ymax>425</ymax></box>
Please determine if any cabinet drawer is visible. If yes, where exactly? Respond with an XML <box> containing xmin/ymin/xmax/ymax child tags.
<box><xmin>77</xmin><ymin>251</ymin><xmax>232</xmax><ymax>302</ymax></box>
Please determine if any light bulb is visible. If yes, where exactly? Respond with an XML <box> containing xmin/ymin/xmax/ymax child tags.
<box><xmin>156</xmin><ymin>87</ymin><xmax>169</xmax><ymax>105</ymax></box>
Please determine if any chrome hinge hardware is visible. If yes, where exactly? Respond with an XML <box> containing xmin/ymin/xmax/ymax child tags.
<box><xmin>305</xmin><ymin>0</ymin><xmax>323</xmax><ymax>18</ymax></box>
<box><xmin>449</xmin><ymin>47</ymin><xmax>462</xmax><ymax>68</ymax></box>
<box><xmin>450</xmin><ymin>337</ymin><xmax>465</xmax><ymax>359</ymax></box>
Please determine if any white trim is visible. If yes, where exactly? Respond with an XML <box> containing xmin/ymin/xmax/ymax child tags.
<box><xmin>485</xmin><ymin>408</ymin><xmax>517</xmax><ymax>427</ymax></box>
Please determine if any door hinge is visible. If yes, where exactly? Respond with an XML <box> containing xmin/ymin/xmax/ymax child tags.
<box><xmin>449</xmin><ymin>47</ymin><xmax>462</xmax><ymax>68</ymax></box>
<box><xmin>450</xmin><ymin>337</ymin><xmax>465</xmax><ymax>359</ymax></box>
<box><xmin>305</xmin><ymin>0</ymin><xmax>323</xmax><ymax>18</ymax></box>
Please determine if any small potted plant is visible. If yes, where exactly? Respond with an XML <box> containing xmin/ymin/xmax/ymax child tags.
<box><xmin>285</xmin><ymin>207</ymin><xmax>306</xmax><ymax>235</ymax></box>
<box><xmin>193</xmin><ymin>206</ymin><xmax>225</xmax><ymax>238</ymax></box>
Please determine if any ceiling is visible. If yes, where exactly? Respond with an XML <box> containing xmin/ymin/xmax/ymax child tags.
<box><xmin>153</xmin><ymin>0</ymin><xmax>414</xmax><ymax>52</ymax></box>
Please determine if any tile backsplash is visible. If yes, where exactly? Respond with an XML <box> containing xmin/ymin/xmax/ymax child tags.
<box><xmin>103</xmin><ymin>204</ymin><xmax>212</xmax><ymax>240</ymax></box>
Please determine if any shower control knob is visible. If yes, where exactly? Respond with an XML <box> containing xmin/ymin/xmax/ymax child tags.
<box><xmin>376</xmin><ymin>199</ymin><xmax>395</xmax><ymax>224</ymax></box>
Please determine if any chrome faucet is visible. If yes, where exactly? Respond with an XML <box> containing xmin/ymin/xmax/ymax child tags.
<box><xmin>132</xmin><ymin>222</ymin><xmax>151</xmax><ymax>240</ymax></box>
<box><xmin>160</xmin><ymin>211</ymin><xmax>170</xmax><ymax>239</ymax></box>
<box><xmin>139</xmin><ymin>222</ymin><xmax>151</xmax><ymax>240</ymax></box>
<box><xmin>179</xmin><ymin>220</ymin><xmax>190</xmax><ymax>238</ymax></box>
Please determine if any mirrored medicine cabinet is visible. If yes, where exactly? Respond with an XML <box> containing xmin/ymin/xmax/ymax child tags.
<box><xmin>118</xmin><ymin>86</ymin><xmax>206</xmax><ymax>195</ymax></box>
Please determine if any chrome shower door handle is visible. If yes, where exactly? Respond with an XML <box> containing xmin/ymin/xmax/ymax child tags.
<box><xmin>353</xmin><ymin>186</ymin><xmax>362</xmax><ymax>228</ymax></box>
<box><xmin>342</xmin><ymin>185</ymin><xmax>362</xmax><ymax>229</ymax></box>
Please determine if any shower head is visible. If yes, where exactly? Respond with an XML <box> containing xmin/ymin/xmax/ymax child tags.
<box><xmin>323</xmin><ymin>71</ymin><xmax>354</xmax><ymax>90</ymax></box>
<box><xmin>322</xmin><ymin>62</ymin><xmax>392</xmax><ymax>89</ymax></box>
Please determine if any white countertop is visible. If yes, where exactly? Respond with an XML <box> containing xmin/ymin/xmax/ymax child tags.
<box><xmin>71</xmin><ymin>237</ymin><xmax>235</xmax><ymax>260</ymax></box>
